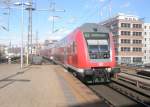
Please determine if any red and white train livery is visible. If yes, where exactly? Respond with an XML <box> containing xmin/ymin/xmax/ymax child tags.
<box><xmin>49</xmin><ymin>23</ymin><xmax>117</xmax><ymax>83</ymax></box>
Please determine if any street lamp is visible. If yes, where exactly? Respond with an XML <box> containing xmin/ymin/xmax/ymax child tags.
<box><xmin>52</xmin><ymin>16</ymin><xmax>60</xmax><ymax>33</ymax></box>
<box><xmin>25</xmin><ymin>1</ymin><xmax>36</xmax><ymax>65</ymax></box>
<box><xmin>14</xmin><ymin>1</ymin><xmax>31</xmax><ymax>68</ymax></box>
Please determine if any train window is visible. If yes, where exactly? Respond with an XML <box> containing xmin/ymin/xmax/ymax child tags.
<box><xmin>84</xmin><ymin>33</ymin><xmax>110</xmax><ymax>60</ymax></box>
<box><xmin>87</xmin><ymin>40</ymin><xmax>108</xmax><ymax>51</ymax></box>
<box><xmin>72</xmin><ymin>41</ymin><xmax>76</xmax><ymax>53</ymax></box>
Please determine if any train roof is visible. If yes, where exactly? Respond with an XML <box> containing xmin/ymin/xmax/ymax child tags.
<box><xmin>78</xmin><ymin>23</ymin><xmax>110</xmax><ymax>33</ymax></box>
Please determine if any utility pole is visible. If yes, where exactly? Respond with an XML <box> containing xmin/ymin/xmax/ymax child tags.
<box><xmin>26</xmin><ymin>0</ymin><xmax>35</xmax><ymax>65</ymax></box>
<box><xmin>49</xmin><ymin>1</ymin><xmax>65</xmax><ymax>33</ymax></box>
<box><xmin>109</xmin><ymin>0</ymin><xmax>112</xmax><ymax>17</ymax></box>
<box><xmin>35</xmin><ymin>30</ymin><xmax>38</xmax><ymax>55</ymax></box>
<box><xmin>20</xmin><ymin>0</ymin><xmax>24</xmax><ymax>68</ymax></box>
<box><xmin>52</xmin><ymin>16</ymin><xmax>60</xmax><ymax>33</ymax></box>
<box><xmin>1</xmin><ymin>0</ymin><xmax>65</xmax><ymax>65</ymax></box>
<box><xmin>99</xmin><ymin>0</ymin><xmax>112</xmax><ymax>20</ymax></box>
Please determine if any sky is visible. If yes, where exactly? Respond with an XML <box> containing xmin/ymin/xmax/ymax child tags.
<box><xmin>0</xmin><ymin>0</ymin><xmax>150</xmax><ymax>46</ymax></box>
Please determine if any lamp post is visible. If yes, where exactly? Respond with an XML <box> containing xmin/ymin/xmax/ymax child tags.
<box><xmin>52</xmin><ymin>16</ymin><xmax>60</xmax><ymax>33</ymax></box>
<box><xmin>25</xmin><ymin>0</ymin><xmax>35</xmax><ymax>65</ymax></box>
<box><xmin>14</xmin><ymin>1</ymin><xmax>31</xmax><ymax>68</ymax></box>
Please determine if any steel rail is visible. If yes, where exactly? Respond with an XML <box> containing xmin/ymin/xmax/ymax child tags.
<box><xmin>117</xmin><ymin>72</ymin><xmax>150</xmax><ymax>90</ymax></box>
<box><xmin>110</xmin><ymin>79</ymin><xmax>150</xmax><ymax>107</ymax></box>
<box><xmin>121</xmin><ymin>72</ymin><xmax>150</xmax><ymax>80</ymax></box>
<box><xmin>89</xmin><ymin>80</ymin><xmax>150</xmax><ymax>107</ymax></box>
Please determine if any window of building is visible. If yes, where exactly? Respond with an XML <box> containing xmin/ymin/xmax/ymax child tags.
<box><xmin>145</xmin><ymin>32</ymin><xmax>147</xmax><ymax>35</ymax></box>
<box><xmin>145</xmin><ymin>38</ymin><xmax>146</xmax><ymax>41</ymax></box>
<box><xmin>121</xmin><ymin>39</ymin><xmax>130</xmax><ymax>44</ymax></box>
<box><xmin>133</xmin><ymin>24</ymin><xmax>142</xmax><ymax>28</ymax></box>
<box><xmin>129</xmin><ymin>18</ymin><xmax>132</xmax><ymax>20</ymax></box>
<box><xmin>121</xmin><ymin>57</ymin><xmax>131</xmax><ymax>64</ymax></box>
<box><xmin>112</xmin><ymin>31</ymin><xmax>118</xmax><ymax>36</ymax></box>
<box><xmin>139</xmin><ymin>32</ymin><xmax>142</xmax><ymax>36</ymax></box>
<box><xmin>133</xmin><ymin>32</ymin><xmax>142</xmax><ymax>36</ymax></box>
<box><xmin>133</xmin><ymin>40</ymin><xmax>142</xmax><ymax>44</ymax></box>
<box><xmin>133</xmin><ymin>47</ymin><xmax>142</xmax><ymax>52</ymax></box>
<box><xmin>111</xmin><ymin>23</ymin><xmax>118</xmax><ymax>29</ymax></box>
<box><xmin>145</xmin><ymin>26</ymin><xmax>147</xmax><ymax>29</ymax></box>
<box><xmin>133</xmin><ymin>57</ymin><xmax>142</xmax><ymax>63</ymax></box>
<box><xmin>121</xmin><ymin>23</ymin><xmax>130</xmax><ymax>28</ymax></box>
<box><xmin>121</xmin><ymin>47</ymin><xmax>130</xmax><ymax>52</ymax></box>
<box><xmin>121</xmin><ymin>31</ymin><xmax>130</xmax><ymax>36</ymax></box>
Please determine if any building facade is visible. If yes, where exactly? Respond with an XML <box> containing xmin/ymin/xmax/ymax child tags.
<box><xmin>101</xmin><ymin>13</ymin><xmax>144</xmax><ymax>64</ymax></box>
<box><xmin>0</xmin><ymin>44</ymin><xmax>6</xmax><ymax>58</ymax></box>
<box><xmin>143</xmin><ymin>23</ymin><xmax>150</xmax><ymax>64</ymax></box>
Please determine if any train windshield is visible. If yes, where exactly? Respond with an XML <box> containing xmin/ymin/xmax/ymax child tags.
<box><xmin>84</xmin><ymin>33</ymin><xmax>110</xmax><ymax>60</ymax></box>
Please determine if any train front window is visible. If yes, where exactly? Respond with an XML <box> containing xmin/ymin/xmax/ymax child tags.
<box><xmin>87</xmin><ymin>40</ymin><xmax>108</xmax><ymax>51</ymax></box>
<box><xmin>84</xmin><ymin>33</ymin><xmax>110</xmax><ymax>60</ymax></box>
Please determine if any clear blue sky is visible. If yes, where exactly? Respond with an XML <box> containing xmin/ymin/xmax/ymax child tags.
<box><xmin>0</xmin><ymin>0</ymin><xmax>150</xmax><ymax>46</ymax></box>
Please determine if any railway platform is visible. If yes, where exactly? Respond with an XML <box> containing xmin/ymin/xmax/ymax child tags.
<box><xmin>0</xmin><ymin>64</ymin><xmax>107</xmax><ymax>107</ymax></box>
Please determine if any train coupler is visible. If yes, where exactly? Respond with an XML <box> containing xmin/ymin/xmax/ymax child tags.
<box><xmin>84</xmin><ymin>68</ymin><xmax>111</xmax><ymax>83</ymax></box>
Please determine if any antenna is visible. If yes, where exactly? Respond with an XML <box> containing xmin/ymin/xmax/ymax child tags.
<box><xmin>49</xmin><ymin>1</ymin><xmax>65</xmax><ymax>33</ymax></box>
<box><xmin>99</xmin><ymin>0</ymin><xmax>112</xmax><ymax>21</ymax></box>
<box><xmin>109</xmin><ymin>0</ymin><xmax>112</xmax><ymax>17</ymax></box>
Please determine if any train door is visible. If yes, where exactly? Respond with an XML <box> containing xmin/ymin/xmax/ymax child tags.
<box><xmin>64</xmin><ymin>47</ymin><xmax>67</xmax><ymax>64</ymax></box>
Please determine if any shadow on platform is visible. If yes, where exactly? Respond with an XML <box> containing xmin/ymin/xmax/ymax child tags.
<box><xmin>0</xmin><ymin>68</ymin><xmax>31</xmax><ymax>89</ymax></box>
<box><xmin>69</xmin><ymin>100</ymin><xmax>146</xmax><ymax>107</ymax></box>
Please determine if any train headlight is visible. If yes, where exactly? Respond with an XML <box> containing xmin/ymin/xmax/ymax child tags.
<box><xmin>106</xmin><ymin>54</ymin><xmax>110</xmax><ymax>58</ymax></box>
<box><xmin>103</xmin><ymin>54</ymin><xmax>107</xmax><ymax>58</ymax></box>
<box><xmin>107</xmin><ymin>68</ymin><xmax>111</xmax><ymax>72</ymax></box>
<box><xmin>103</xmin><ymin>53</ymin><xmax>110</xmax><ymax>58</ymax></box>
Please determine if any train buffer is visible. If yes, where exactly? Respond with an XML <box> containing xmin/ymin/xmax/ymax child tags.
<box><xmin>0</xmin><ymin>64</ymin><xmax>109</xmax><ymax>107</ymax></box>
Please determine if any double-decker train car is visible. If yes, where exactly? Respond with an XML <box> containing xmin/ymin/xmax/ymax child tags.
<box><xmin>50</xmin><ymin>23</ymin><xmax>117</xmax><ymax>83</ymax></box>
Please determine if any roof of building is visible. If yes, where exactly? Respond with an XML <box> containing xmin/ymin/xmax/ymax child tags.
<box><xmin>79</xmin><ymin>23</ymin><xmax>110</xmax><ymax>33</ymax></box>
<box><xmin>100</xmin><ymin>13</ymin><xmax>143</xmax><ymax>25</ymax></box>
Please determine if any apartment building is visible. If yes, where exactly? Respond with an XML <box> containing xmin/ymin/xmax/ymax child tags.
<box><xmin>143</xmin><ymin>23</ymin><xmax>150</xmax><ymax>64</ymax></box>
<box><xmin>101</xmin><ymin>13</ymin><xmax>144</xmax><ymax>64</ymax></box>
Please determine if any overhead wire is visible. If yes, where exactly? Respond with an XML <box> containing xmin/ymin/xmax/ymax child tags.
<box><xmin>58</xmin><ymin>0</ymin><xmax>111</xmax><ymax>30</ymax></box>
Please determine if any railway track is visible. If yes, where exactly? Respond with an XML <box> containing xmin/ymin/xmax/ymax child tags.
<box><xmin>117</xmin><ymin>72</ymin><xmax>150</xmax><ymax>91</ymax></box>
<box><xmin>121</xmin><ymin>72</ymin><xmax>150</xmax><ymax>80</ymax></box>
<box><xmin>89</xmin><ymin>84</ymin><xmax>139</xmax><ymax>107</ymax></box>
<box><xmin>64</xmin><ymin>65</ymin><xmax>150</xmax><ymax>107</ymax></box>
<box><xmin>89</xmin><ymin>79</ymin><xmax>150</xmax><ymax>107</ymax></box>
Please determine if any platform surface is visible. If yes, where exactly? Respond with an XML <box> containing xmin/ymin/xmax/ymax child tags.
<box><xmin>0</xmin><ymin>64</ymin><xmax>107</xmax><ymax>107</ymax></box>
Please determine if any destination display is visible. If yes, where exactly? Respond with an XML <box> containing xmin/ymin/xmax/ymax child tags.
<box><xmin>84</xmin><ymin>32</ymin><xmax>108</xmax><ymax>39</ymax></box>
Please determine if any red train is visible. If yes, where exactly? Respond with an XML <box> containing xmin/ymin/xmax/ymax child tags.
<box><xmin>43</xmin><ymin>23</ymin><xmax>117</xmax><ymax>83</ymax></box>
